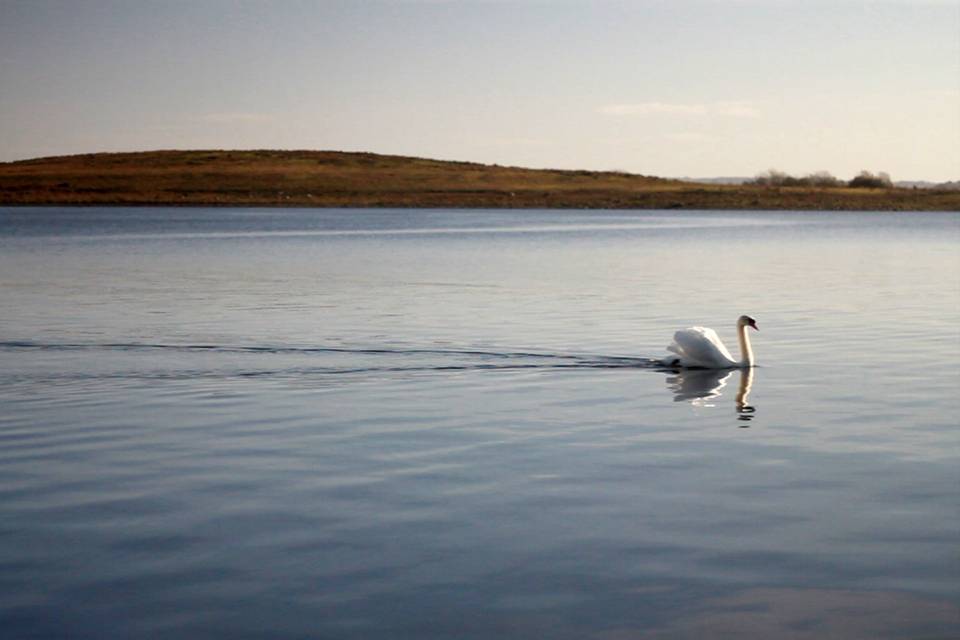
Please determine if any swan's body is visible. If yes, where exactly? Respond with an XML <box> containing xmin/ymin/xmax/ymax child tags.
<box><xmin>663</xmin><ymin>315</ymin><xmax>758</xmax><ymax>369</ymax></box>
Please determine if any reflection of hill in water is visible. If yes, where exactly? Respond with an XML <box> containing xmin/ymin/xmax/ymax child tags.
<box><xmin>649</xmin><ymin>587</ymin><xmax>960</xmax><ymax>639</ymax></box>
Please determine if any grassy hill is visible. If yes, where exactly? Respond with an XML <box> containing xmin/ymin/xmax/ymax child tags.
<box><xmin>1</xmin><ymin>149</ymin><xmax>957</xmax><ymax>210</ymax></box>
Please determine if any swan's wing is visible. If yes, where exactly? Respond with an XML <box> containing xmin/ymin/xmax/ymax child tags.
<box><xmin>670</xmin><ymin>326</ymin><xmax>736</xmax><ymax>368</ymax></box>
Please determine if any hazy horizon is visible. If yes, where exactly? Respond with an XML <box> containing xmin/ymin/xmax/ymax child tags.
<box><xmin>1</xmin><ymin>0</ymin><xmax>958</xmax><ymax>182</ymax></box>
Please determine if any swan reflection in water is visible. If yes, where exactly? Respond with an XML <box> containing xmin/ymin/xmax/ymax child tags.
<box><xmin>664</xmin><ymin>367</ymin><xmax>756</xmax><ymax>423</ymax></box>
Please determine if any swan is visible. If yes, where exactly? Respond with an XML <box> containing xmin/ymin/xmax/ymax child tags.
<box><xmin>662</xmin><ymin>315</ymin><xmax>758</xmax><ymax>369</ymax></box>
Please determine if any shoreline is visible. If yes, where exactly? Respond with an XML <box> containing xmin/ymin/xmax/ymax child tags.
<box><xmin>2</xmin><ymin>202</ymin><xmax>959</xmax><ymax>213</ymax></box>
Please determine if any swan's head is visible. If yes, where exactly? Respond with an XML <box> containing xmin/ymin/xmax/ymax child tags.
<box><xmin>738</xmin><ymin>315</ymin><xmax>758</xmax><ymax>331</ymax></box>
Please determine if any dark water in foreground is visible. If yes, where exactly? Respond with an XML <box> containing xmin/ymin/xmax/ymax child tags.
<box><xmin>1</xmin><ymin>207</ymin><xmax>958</xmax><ymax>639</ymax></box>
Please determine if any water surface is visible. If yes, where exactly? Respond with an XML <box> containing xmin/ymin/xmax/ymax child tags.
<box><xmin>1</xmin><ymin>207</ymin><xmax>958</xmax><ymax>638</ymax></box>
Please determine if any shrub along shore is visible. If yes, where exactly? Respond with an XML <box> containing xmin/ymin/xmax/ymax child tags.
<box><xmin>1</xmin><ymin>150</ymin><xmax>957</xmax><ymax>211</ymax></box>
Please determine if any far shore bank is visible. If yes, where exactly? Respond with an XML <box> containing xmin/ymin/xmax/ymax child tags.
<box><xmin>2</xmin><ymin>150</ymin><xmax>958</xmax><ymax>211</ymax></box>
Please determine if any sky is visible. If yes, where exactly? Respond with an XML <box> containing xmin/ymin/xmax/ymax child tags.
<box><xmin>1</xmin><ymin>0</ymin><xmax>958</xmax><ymax>181</ymax></box>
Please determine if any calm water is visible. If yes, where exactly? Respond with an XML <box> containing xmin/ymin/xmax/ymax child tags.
<box><xmin>1</xmin><ymin>207</ymin><xmax>958</xmax><ymax>639</ymax></box>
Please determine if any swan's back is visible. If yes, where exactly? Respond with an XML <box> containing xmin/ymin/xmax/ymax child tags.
<box><xmin>667</xmin><ymin>326</ymin><xmax>737</xmax><ymax>368</ymax></box>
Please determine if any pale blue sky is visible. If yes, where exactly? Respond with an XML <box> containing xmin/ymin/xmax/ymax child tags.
<box><xmin>1</xmin><ymin>0</ymin><xmax>958</xmax><ymax>180</ymax></box>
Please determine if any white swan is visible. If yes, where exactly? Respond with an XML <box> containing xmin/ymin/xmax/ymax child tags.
<box><xmin>663</xmin><ymin>315</ymin><xmax>758</xmax><ymax>369</ymax></box>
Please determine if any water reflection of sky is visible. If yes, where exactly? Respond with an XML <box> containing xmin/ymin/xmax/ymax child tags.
<box><xmin>0</xmin><ymin>208</ymin><xmax>957</xmax><ymax>639</ymax></box>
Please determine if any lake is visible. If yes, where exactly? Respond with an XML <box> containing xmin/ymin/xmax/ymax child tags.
<box><xmin>1</xmin><ymin>207</ymin><xmax>958</xmax><ymax>639</ymax></box>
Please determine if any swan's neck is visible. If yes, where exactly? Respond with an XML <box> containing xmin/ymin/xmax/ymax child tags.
<box><xmin>737</xmin><ymin>324</ymin><xmax>754</xmax><ymax>367</ymax></box>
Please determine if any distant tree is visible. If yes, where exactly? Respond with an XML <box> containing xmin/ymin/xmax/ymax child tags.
<box><xmin>750</xmin><ymin>169</ymin><xmax>840</xmax><ymax>188</ymax></box>
<box><xmin>807</xmin><ymin>171</ymin><xmax>841</xmax><ymax>187</ymax></box>
<box><xmin>751</xmin><ymin>169</ymin><xmax>789</xmax><ymax>186</ymax></box>
<box><xmin>849</xmin><ymin>170</ymin><xmax>893</xmax><ymax>188</ymax></box>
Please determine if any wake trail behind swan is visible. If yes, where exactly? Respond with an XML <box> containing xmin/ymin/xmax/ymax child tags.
<box><xmin>0</xmin><ymin>340</ymin><xmax>664</xmax><ymax>383</ymax></box>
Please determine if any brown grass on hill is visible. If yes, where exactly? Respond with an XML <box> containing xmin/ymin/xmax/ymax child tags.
<box><xmin>1</xmin><ymin>149</ymin><xmax>957</xmax><ymax>211</ymax></box>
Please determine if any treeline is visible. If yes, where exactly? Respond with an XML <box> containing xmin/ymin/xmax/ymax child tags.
<box><xmin>750</xmin><ymin>169</ymin><xmax>894</xmax><ymax>189</ymax></box>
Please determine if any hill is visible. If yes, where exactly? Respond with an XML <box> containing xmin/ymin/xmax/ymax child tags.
<box><xmin>1</xmin><ymin>150</ymin><xmax>957</xmax><ymax>210</ymax></box>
